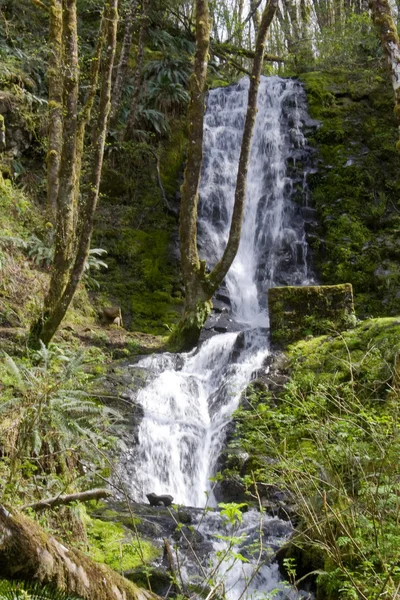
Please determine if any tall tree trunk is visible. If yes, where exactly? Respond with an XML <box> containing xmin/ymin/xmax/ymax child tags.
<box><xmin>47</xmin><ymin>0</ymin><xmax>63</xmax><ymax>219</ymax></box>
<box><xmin>369</xmin><ymin>0</ymin><xmax>400</xmax><ymax>148</ymax></box>
<box><xmin>29</xmin><ymin>0</ymin><xmax>118</xmax><ymax>347</ymax></box>
<box><xmin>44</xmin><ymin>0</ymin><xmax>79</xmax><ymax>317</ymax></box>
<box><xmin>250</xmin><ymin>0</ymin><xmax>261</xmax><ymax>39</ymax></box>
<box><xmin>170</xmin><ymin>0</ymin><xmax>278</xmax><ymax>351</ymax></box>
<box><xmin>110</xmin><ymin>0</ymin><xmax>139</xmax><ymax>124</ymax></box>
<box><xmin>0</xmin><ymin>506</ymin><xmax>158</xmax><ymax>600</ymax></box>
<box><xmin>123</xmin><ymin>0</ymin><xmax>150</xmax><ymax>140</ymax></box>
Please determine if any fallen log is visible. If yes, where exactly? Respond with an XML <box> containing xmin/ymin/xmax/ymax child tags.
<box><xmin>22</xmin><ymin>488</ymin><xmax>112</xmax><ymax>512</ymax></box>
<box><xmin>0</xmin><ymin>506</ymin><xmax>159</xmax><ymax>600</ymax></box>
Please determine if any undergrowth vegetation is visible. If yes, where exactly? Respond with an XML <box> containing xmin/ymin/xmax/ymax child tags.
<box><xmin>227</xmin><ymin>318</ymin><xmax>400</xmax><ymax>599</ymax></box>
<box><xmin>0</xmin><ymin>342</ymin><xmax>121</xmax><ymax>505</ymax></box>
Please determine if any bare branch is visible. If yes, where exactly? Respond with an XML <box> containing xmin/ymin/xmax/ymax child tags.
<box><xmin>22</xmin><ymin>488</ymin><xmax>112</xmax><ymax>512</ymax></box>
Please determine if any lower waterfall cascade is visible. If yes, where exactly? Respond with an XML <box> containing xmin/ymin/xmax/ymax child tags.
<box><xmin>119</xmin><ymin>76</ymin><xmax>317</xmax><ymax>599</ymax></box>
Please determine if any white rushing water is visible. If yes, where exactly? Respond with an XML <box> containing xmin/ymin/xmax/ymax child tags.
<box><xmin>120</xmin><ymin>75</ymin><xmax>316</xmax><ymax>600</ymax></box>
<box><xmin>123</xmin><ymin>76</ymin><xmax>314</xmax><ymax>508</ymax></box>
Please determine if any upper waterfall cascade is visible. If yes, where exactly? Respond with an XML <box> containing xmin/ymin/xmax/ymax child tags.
<box><xmin>121</xmin><ymin>76</ymin><xmax>316</xmax><ymax>508</ymax></box>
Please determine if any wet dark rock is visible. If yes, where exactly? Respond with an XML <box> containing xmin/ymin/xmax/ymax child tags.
<box><xmin>177</xmin><ymin>510</ymin><xmax>192</xmax><ymax>524</ymax></box>
<box><xmin>213</xmin><ymin>325</ymin><xmax>228</xmax><ymax>333</ymax></box>
<box><xmin>214</xmin><ymin>292</ymin><xmax>231</xmax><ymax>306</ymax></box>
<box><xmin>147</xmin><ymin>493</ymin><xmax>174</xmax><ymax>507</ymax></box>
<box><xmin>214</xmin><ymin>474</ymin><xmax>247</xmax><ymax>503</ymax></box>
<box><xmin>124</xmin><ymin>567</ymin><xmax>172</xmax><ymax>597</ymax></box>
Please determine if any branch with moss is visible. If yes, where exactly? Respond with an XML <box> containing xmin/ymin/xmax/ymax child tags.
<box><xmin>212</xmin><ymin>41</ymin><xmax>284</xmax><ymax>62</ymax></box>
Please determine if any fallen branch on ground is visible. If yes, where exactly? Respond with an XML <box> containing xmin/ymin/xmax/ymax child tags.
<box><xmin>22</xmin><ymin>488</ymin><xmax>112</xmax><ymax>512</ymax></box>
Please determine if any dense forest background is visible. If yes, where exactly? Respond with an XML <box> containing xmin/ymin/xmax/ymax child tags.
<box><xmin>1</xmin><ymin>0</ymin><xmax>400</xmax><ymax>598</ymax></box>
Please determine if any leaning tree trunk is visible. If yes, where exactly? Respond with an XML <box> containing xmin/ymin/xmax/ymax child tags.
<box><xmin>0</xmin><ymin>506</ymin><xmax>159</xmax><ymax>600</ymax></box>
<box><xmin>44</xmin><ymin>0</ymin><xmax>79</xmax><ymax>319</ymax></box>
<box><xmin>369</xmin><ymin>0</ymin><xmax>400</xmax><ymax>148</ymax></box>
<box><xmin>169</xmin><ymin>0</ymin><xmax>278</xmax><ymax>351</ymax></box>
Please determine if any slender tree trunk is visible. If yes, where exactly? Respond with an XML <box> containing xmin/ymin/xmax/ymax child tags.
<box><xmin>170</xmin><ymin>0</ymin><xmax>278</xmax><ymax>351</ymax></box>
<box><xmin>110</xmin><ymin>0</ymin><xmax>139</xmax><ymax>124</ymax></box>
<box><xmin>369</xmin><ymin>0</ymin><xmax>400</xmax><ymax>148</ymax></box>
<box><xmin>47</xmin><ymin>0</ymin><xmax>63</xmax><ymax>218</ymax></box>
<box><xmin>208</xmin><ymin>0</ymin><xmax>278</xmax><ymax>288</ymax></box>
<box><xmin>124</xmin><ymin>0</ymin><xmax>150</xmax><ymax>140</ymax></box>
<box><xmin>34</xmin><ymin>0</ymin><xmax>118</xmax><ymax>347</ymax></box>
<box><xmin>250</xmin><ymin>0</ymin><xmax>261</xmax><ymax>39</ymax></box>
<box><xmin>0</xmin><ymin>506</ymin><xmax>159</xmax><ymax>600</ymax></box>
<box><xmin>30</xmin><ymin>0</ymin><xmax>118</xmax><ymax>347</ymax></box>
<box><xmin>44</xmin><ymin>0</ymin><xmax>79</xmax><ymax>317</ymax></box>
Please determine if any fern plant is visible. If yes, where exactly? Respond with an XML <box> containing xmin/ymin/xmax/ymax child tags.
<box><xmin>0</xmin><ymin>580</ymin><xmax>82</xmax><ymax>600</ymax></box>
<box><xmin>0</xmin><ymin>343</ymin><xmax>122</xmax><ymax>499</ymax></box>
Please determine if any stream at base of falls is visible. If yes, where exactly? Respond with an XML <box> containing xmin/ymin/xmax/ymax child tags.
<box><xmin>117</xmin><ymin>76</ymin><xmax>318</xmax><ymax>598</ymax></box>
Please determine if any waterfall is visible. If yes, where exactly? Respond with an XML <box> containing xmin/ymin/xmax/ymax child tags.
<box><xmin>117</xmin><ymin>75</ymin><xmax>316</xmax><ymax>600</ymax></box>
<box><xmin>121</xmin><ymin>76</ymin><xmax>315</xmax><ymax>508</ymax></box>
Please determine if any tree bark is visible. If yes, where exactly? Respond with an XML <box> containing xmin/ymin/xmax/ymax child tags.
<box><xmin>124</xmin><ymin>0</ymin><xmax>150</xmax><ymax>140</ymax></box>
<box><xmin>30</xmin><ymin>0</ymin><xmax>118</xmax><ymax>347</ymax></box>
<box><xmin>47</xmin><ymin>0</ymin><xmax>63</xmax><ymax>219</ymax></box>
<box><xmin>369</xmin><ymin>0</ymin><xmax>400</xmax><ymax>148</ymax></box>
<box><xmin>44</xmin><ymin>0</ymin><xmax>79</xmax><ymax>317</ymax></box>
<box><xmin>0</xmin><ymin>506</ymin><xmax>159</xmax><ymax>600</ymax></box>
<box><xmin>170</xmin><ymin>0</ymin><xmax>278</xmax><ymax>351</ymax></box>
<box><xmin>110</xmin><ymin>0</ymin><xmax>139</xmax><ymax>124</ymax></box>
<box><xmin>208</xmin><ymin>0</ymin><xmax>278</xmax><ymax>289</ymax></box>
<box><xmin>250</xmin><ymin>0</ymin><xmax>261</xmax><ymax>39</ymax></box>
<box><xmin>213</xmin><ymin>41</ymin><xmax>284</xmax><ymax>63</ymax></box>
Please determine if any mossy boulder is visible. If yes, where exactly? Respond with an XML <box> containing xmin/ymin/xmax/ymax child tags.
<box><xmin>268</xmin><ymin>283</ymin><xmax>355</xmax><ymax>344</ymax></box>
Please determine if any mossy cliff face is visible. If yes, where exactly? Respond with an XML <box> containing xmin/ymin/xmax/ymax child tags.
<box><xmin>92</xmin><ymin>125</ymin><xmax>187</xmax><ymax>335</ymax></box>
<box><xmin>268</xmin><ymin>283</ymin><xmax>355</xmax><ymax>344</ymax></box>
<box><xmin>300</xmin><ymin>69</ymin><xmax>400</xmax><ymax>317</ymax></box>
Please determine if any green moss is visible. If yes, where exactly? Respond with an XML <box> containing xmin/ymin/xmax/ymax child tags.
<box><xmin>86</xmin><ymin>517</ymin><xmax>160</xmax><ymax>572</ymax></box>
<box><xmin>224</xmin><ymin>317</ymin><xmax>400</xmax><ymax>598</ymax></box>
<box><xmin>93</xmin><ymin>136</ymin><xmax>185</xmax><ymax>335</ymax></box>
<box><xmin>268</xmin><ymin>284</ymin><xmax>355</xmax><ymax>345</ymax></box>
<box><xmin>160</xmin><ymin>120</ymin><xmax>187</xmax><ymax>198</ymax></box>
<box><xmin>300</xmin><ymin>69</ymin><xmax>400</xmax><ymax>318</ymax></box>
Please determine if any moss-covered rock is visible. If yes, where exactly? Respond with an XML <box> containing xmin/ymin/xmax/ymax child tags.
<box><xmin>268</xmin><ymin>283</ymin><xmax>355</xmax><ymax>344</ymax></box>
<box><xmin>86</xmin><ymin>517</ymin><xmax>160</xmax><ymax>572</ymax></box>
<box><xmin>300</xmin><ymin>69</ymin><xmax>400</xmax><ymax>318</ymax></box>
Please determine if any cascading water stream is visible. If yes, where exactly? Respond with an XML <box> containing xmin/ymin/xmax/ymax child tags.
<box><xmin>119</xmin><ymin>76</ymin><xmax>316</xmax><ymax>599</ymax></box>
<box><xmin>122</xmin><ymin>76</ymin><xmax>315</xmax><ymax>507</ymax></box>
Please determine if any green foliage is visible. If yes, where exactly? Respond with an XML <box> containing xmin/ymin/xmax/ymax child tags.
<box><xmin>86</xmin><ymin>517</ymin><xmax>160</xmax><ymax>572</ymax></box>
<box><xmin>227</xmin><ymin>318</ymin><xmax>400</xmax><ymax>599</ymax></box>
<box><xmin>0</xmin><ymin>580</ymin><xmax>82</xmax><ymax>600</ymax></box>
<box><xmin>95</xmin><ymin>135</ymin><xmax>184</xmax><ymax>335</ymax></box>
<box><xmin>218</xmin><ymin>502</ymin><xmax>248</xmax><ymax>526</ymax></box>
<box><xmin>0</xmin><ymin>342</ymin><xmax>122</xmax><ymax>503</ymax></box>
<box><xmin>315</xmin><ymin>13</ymin><xmax>382</xmax><ymax>72</ymax></box>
